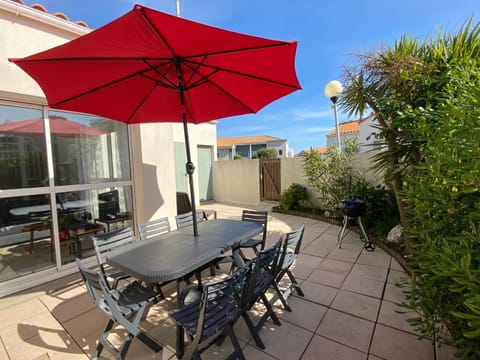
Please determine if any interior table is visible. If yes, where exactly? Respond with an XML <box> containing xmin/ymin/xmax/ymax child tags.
<box><xmin>107</xmin><ymin>218</ymin><xmax>262</xmax><ymax>357</ymax></box>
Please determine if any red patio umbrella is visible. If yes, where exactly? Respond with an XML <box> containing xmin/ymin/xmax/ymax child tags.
<box><xmin>9</xmin><ymin>4</ymin><xmax>301</xmax><ymax>235</ymax></box>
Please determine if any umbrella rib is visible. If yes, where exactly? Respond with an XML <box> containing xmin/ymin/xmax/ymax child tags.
<box><xmin>186</xmin><ymin>59</ymin><xmax>300</xmax><ymax>90</ymax></box>
<box><xmin>53</xmin><ymin>59</ymin><xmax>174</xmax><ymax>107</ymax></box>
<box><xmin>181</xmin><ymin>62</ymin><xmax>256</xmax><ymax>114</ymax></box>
<box><xmin>127</xmin><ymin>84</ymin><xmax>159</xmax><ymax>123</ymax></box>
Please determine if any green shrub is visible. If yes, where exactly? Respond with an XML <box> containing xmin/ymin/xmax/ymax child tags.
<box><xmin>233</xmin><ymin>154</ymin><xmax>242</xmax><ymax>160</ymax></box>
<box><xmin>280</xmin><ymin>183</ymin><xmax>308</xmax><ymax>210</ymax></box>
<box><xmin>350</xmin><ymin>179</ymin><xmax>400</xmax><ymax>238</ymax></box>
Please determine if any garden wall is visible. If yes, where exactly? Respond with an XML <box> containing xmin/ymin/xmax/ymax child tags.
<box><xmin>212</xmin><ymin>150</ymin><xmax>384</xmax><ymax>205</ymax></box>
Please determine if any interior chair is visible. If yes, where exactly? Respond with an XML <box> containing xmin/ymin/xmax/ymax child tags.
<box><xmin>176</xmin><ymin>191</ymin><xmax>217</xmax><ymax>220</ymax></box>
<box><xmin>137</xmin><ymin>216</ymin><xmax>171</xmax><ymax>240</ymax></box>
<box><xmin>237</xmin><ymin>210</ymin><xmax>268</xmax><ymax>261</ymax></box>
<box><xmin>169</xmin><ymin>263</ymin><xmax>250</xmax><ymax>360</ymax></box>
<box><xmin>92</xmin><ymin>227</ymin><xmax>135</xmax><ymax>289</ymax></box>
<box><xmin>240</xmin><ymin>238</ymin><xmax>282</xmax><ymax>349</ymax></box>
<box><xmin>272</xmin><ymin>224</ymin><xmax>306</xmax><ymax>312</ymax></box>
<box><xmin>76</xmin><ymin>259</ymin><xmax>163</xmax><ymax>360</ymax></box>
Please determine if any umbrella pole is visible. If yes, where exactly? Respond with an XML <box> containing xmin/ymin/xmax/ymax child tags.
<box><xmin>180</xmin><ymin>90</ymin><xmax>199</xmax><ymax>237</ymax></box>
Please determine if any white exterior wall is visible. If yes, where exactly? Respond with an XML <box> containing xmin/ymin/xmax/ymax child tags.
<box><xmin>326</xmin><ymin>132</ymin><xmax>359</xmax><ymax>150</ymax></box>
<box><xmin>0</xmin><ymin>1</ymin><xmax>89</xmax><ymax>98</ymax></box>
<box><xmin>359</xmin><ymin>116</ymin><xmax>382</xmax><ymax>152</ymax></box>
<box><xmin>267</xmin><ymin>140</ymin><xmax>289</xmax><ymax>158</ymax></box>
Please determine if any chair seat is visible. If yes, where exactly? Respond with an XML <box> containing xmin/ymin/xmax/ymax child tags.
<box><xmin>170</xmin><ymin>297</ymin><xmax>242</xmax><ymax>339</ymax></box>
<box><xmin>114</xmin><ymin>281</ymin><xmax>161</xmax><ymax>314</ymax></box>
<box><xmin>238</xmin><ymin>238</ymin><xmax>263</xmax><ymax>248</ymax></box>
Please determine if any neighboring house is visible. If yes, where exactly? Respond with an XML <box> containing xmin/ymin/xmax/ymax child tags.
<box><xmin>301</xmin><ymin>115</ymin><xmax>380</xmax><ymax>155</ymax></box>
<box><xmin>0</xmin><ymin>0</ymin><xmax>216</xmax><ymax>296</ymax></box>
<box><xmin>217</xmin><ymin>135</ymin><xmax>292</xmax><ymax>160</ymax></box>
<box><xmin>297</xmin><ymin>146</ymin><xmax>328</xmax><ymax>156</ymax></box>
<box><xmin>326</xmin><ymin>119</ymin><xmax>360</xmax><ymax>150</ymax></box>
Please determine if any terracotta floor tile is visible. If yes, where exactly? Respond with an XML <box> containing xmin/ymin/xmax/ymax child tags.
<box><xmin>295</xmin><ymin>280</ymin><xmax>338</xmax><ymax>306</ymax></box>
<box><xmin>378</xmin><ymin>300</ymin><xmax>420</xmax><ymax>335</ymax></box>
<box><xmin>276</xmin><ymin>296</ymin><xmax>327</xmax><ymax>331</ymax></box>
<box><xmin>370</xmin><ymin>324</ymin><xmax>434</xmax><ymax>360</ymax></box>
<box><xmin>342</xmin><ymin>273</ymin><xmax>385</xmax><ymax>299</ymax></box>
<box><xmin>331</xmin><ymin>289</ymin><xmax>381</xmax><ymax>322</ymax></box>
<box><xmin>302</xmin><ymin>335</ymin><xmax>367</xmax><ymax>360</ymax></box>
<box><xmin>317</xmin><ymin>309</ymin><xmax>375</xmax><ymax>353</ymax></box>
<box><xmin>306</xmin><ymin>269</ymin><xmax>347</xmax><ymax>288</ymax></box>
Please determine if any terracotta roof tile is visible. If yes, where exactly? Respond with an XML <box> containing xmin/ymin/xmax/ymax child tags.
<box><xmin>217</xmin><ymin>135</ymin><xmax>283</xmax><ymax>147</ymax></box>
<box><xmin>13</xmin><ymin>1</ymin><xmax>90</xmax><ymax>28</ymax></box>
<box><xmin>301</xmin><ymin>146</ymin><xmax>328</xmax><ymax>155</ymax></box>
<box><xmin>327</xmin><ymin>120</ymin><xmax>360</xmax><ymax>137</ymax></box>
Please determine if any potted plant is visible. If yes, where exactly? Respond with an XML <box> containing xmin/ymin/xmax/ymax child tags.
<box><xmin>57</xmin><ymin>214</ymin><xmax>70</xmax><ymax>242</ymax></box>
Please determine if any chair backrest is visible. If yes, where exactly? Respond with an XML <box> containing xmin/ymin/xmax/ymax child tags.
<box><xmin>92</xmin><ymin>227</ymin><xmax>134</xmax><ymax>269</ymax></box>
<box><xmin>242</xmin><ymin>238</ymin><xmax>282</xmax><ymax>309</ymax></box>
<box><xmin>175</xmin><ymin>211</ymin><xmax>206</xmax><ymax>229</ymax></box>
<box><xmin>137</xmin><ymin>216</ymin><xmax>170</xmax><ymax>240</ymax></box>
<box><xmin>176</xmin><ymin>191</ymin><xmax>192</xmax><ymax>215</ymax></box>
<box><xmin>76</xmin><ymin>259</ymin><xmax>110</xmax><ymax>314</ymax></box>
<box><xmin>278</xmin><ymin>224</ymin><xmax>305</xmax><ymax>270</ymax></box>
<box><xmin>196</xmin><ymin>263</ymin><xmax>251</xmax><ymax>338</ymax></box>
<box><xmin>242</xmin><ymin>210</ymin><xmax>268</xmax><ymax>249</ymax></box>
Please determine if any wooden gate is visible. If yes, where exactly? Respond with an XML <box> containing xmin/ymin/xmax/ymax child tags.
<box><xmin>260</xmin><ymin>159</ymin><xmax>281</xmax><ymax>201</ymax></box>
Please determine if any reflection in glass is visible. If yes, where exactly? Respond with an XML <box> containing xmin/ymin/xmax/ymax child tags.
<box><xmin>0</xmin><ymin>194</ymin><xmax>54</xmax><ymax>282</ymax></box>
<box><xmin>49</xmin><ymin>111</ymin><xmax>130</xmax><ymax>185</ymax></box>
<box><xmin>0</xmin><ymin>186</ymin><xmax>134</xmax><ymax>277</ymax></box>
<box><xmin>0</xmin><ymin>105</ymin><xmax>47</xmax><ymax>189</ymax></box>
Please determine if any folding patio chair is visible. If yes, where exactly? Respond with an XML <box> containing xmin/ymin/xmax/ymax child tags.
<box><xmin>272</xmin><ymin>224</ymin><xmax>305</xmax><ymax>312</ymax></box>
<box><xmin>92</xmin><ymin>227</ymin><xmax>135</xmax><ymax>289</ymax></box>
<box><xmin>76</xmin><ymin>259</ymin><xmax>163</xmax><ymax>360</ymax></box>
<box><xmin>237</xmin><ymin>210</ymin><xmax>268</xmax><ymax>260</ymax></box>
<box><xmin>240</xmin><ymin>238</ymin><xmax>282</xmax><ymax>349</ymax></box>
<box><xmin>169</xmin><ymin>263</ymin><xmax>250</xmax><ymax>360</ymax></box>
<box><xmin>176</xmin><ymin>211</ymin><xmax>216</xmax><ymax>278</ymax></box>
<box><xmin>175</xmin><ymin>211</ymin><xmax>207</xmax><ymax>229</ymax></box>
<box><xmin>137</xmin><ymin>216</ymin><xmax>171</xmax><ymax>240</ymax></box>
<box><xmin>176</xmin><ymin>191</ymin><xmax>217</xmax><ymax>220</ymax></box>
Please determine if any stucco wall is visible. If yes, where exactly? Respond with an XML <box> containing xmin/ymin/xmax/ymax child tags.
<box><xmin>0</xmin><ymin>3</ymin><xmax>89</xmax><ymax>98</ymax></box>
<box><xmin>212</xmin><ymin>159</ymin><xmax>260</xmax><ymax>205</ymax></box>
<box><xmin>211</xmin><ymin>151</ymin><xmax>384</xmax><ymax>206</ymax></box>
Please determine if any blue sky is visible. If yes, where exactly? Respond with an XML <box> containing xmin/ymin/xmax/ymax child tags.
<box><xmin>30</xmin><ymin>0</ymin><xmax>478</xmax><ymax>153</ymax></box>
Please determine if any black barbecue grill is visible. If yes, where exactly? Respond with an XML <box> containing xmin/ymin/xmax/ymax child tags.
<box><xmin>337</xmin><ymin>199</ymin><xmax>375</xmax><ymax>251</ymax></box>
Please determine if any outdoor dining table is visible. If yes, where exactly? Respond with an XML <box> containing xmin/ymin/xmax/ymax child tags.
<box><xmin>106</xmin><ymin>218</ymin><xmax>263</xmax><ymax>357</ymax></box>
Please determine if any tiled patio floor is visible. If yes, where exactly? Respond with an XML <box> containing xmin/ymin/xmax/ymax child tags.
<box><xmin>0</xmin><ymin>202</ymin><xmax>456</xmax><ymax>360</ymax></box>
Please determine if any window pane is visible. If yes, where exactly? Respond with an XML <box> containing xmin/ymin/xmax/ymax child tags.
<box><xmin>49</xmin><ymin>111</ymin><xmax>130</xmax><ymax>185</ymax></box>
<box><xmin>0</xmin><ymin>105</ymin><xmax>47</xmax><ymax>189</ymax></box>
<box><xmin>0</xmin><ymin>194</ymin><xmax>55</xmax><ymax>282</ymax></box>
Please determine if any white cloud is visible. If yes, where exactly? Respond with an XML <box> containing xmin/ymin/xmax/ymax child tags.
<box><xmin>304</xmin><ymin>127</ymin><xmax>331</xmax><ymax>133</ymax></box>
<box><xmin>291</xmin><ymin>107</ymin><xmax>332</xmax><ymax>121</ymax></box>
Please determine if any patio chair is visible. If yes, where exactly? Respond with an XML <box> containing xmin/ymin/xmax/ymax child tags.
<box><xmin>169</xmin><ymin>263</ymin><xmax>250</xmax><ymax>360</ymax></box>
<box><xmin>272</xmin><ymin>224</ymin><xmax>305</xmax><ymax>312</ymax></box>
<box><xmin>92</xmin><ymin>227</ymin><xmax>135</xmax><ymax>289</ymax></box>
<box><xmin>137</xmin><ymin>216</ymin><xmax>171</xmax><ymax>240</ymax></box>
<box><xmin>175</xmin><ymin>210</ymin><xmax>207</xmax><ymax>229</ymax></box>
<box><xmin>237</xmin><ymin>210</ymin><xmax>268</xmax><ymax>260</ymax></box>
<box><xmin>76</xmin><ymin>259</ymin><xmax>163</xmax><ymax>360</ymax></box>
<box><xmin>240</xmin><ymin>238</ymin><xmax>282</xmax><ymax>349</ymax></box>
<box><xmin>176</xmin><ymin>191</ymin><xmax>217</xmax><ymax>220</ymax></box>
<box><xmin>176</xmin><ymin>211</ymin><xmax>216</xmax><ymax>279</ymax></box>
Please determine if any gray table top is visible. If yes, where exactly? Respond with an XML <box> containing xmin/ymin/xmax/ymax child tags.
<box><xmin>107</xmin><ymin>219</ymin><xmax>263</xmax><ymax>284</ymax></box>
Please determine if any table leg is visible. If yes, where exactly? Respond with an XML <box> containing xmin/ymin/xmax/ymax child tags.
<box><xmin>176</xmin><ymin>277</ymin><xmax>188</xmax><ymax>358</ymax></box>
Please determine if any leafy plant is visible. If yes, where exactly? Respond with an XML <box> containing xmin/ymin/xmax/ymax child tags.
<box><xmin>233</xmin><ymin>153</ymin><xmax>242</xmax><ymax>160</ymax></box>
<box><xmin>252</xmin><ymin>148</ymin><xmax>277</xmax><ymax>159</ymax></box>
<box><xmin>302</xmin><ymin>139</ymin><xmax>360</xmax><ymax>213</ymax></box>
<box><xmin>280</xmin><ymin>183</ymin><xmax>308</xmax><ymax>210</ymax></box>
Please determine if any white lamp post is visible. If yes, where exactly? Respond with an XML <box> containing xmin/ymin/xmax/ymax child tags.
<box><xmin>324</xmin><ymin>80</ymin><xmax>344</xmax><ymax>152</ymax></box>
<box><xmin>175</xmin><ymin>0</ymin><xmax>181</xmax><ymax>16</ymax></box>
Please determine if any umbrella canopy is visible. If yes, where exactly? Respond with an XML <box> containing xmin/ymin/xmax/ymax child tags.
<box><xmin>0</xmin><ymin>116</ymin><xmax>105</xmax><ymax>136</ymax></box>
<box><xmin>10</xmin><ymin>4</ymin><xmax>302</xmax><ymax>235</ymax></box>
